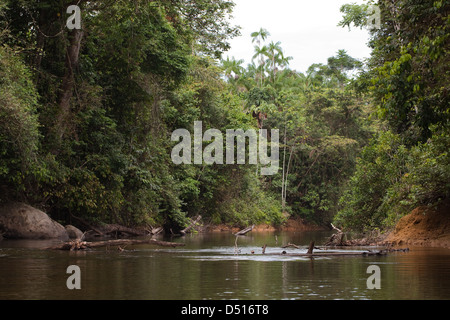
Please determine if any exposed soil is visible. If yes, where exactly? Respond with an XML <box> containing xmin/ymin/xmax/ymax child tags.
<box><xmin>383</xmin><ymin>200</ymin><xmax>450</xmax><ymax>248</ymax></box>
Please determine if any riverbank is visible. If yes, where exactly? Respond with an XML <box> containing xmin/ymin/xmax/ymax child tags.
<box><xmin>203</xmin><ymin>217</ymin><xmax>326</xmax><ymax>233</ymax></box>
<box><xmin>382</xmin><ymin>200</ymin><xmax>450</xmax><ymax>249</ymax></box>
<box><xmin>3</xmin><ymin>200</ymin><xmax>448</xmax><ymax>249</ymax></box>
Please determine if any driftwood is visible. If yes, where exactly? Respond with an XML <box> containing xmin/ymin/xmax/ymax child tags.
<box><xmin>325</xmin><ymin>233</ymin><xmax>343</xmax><ymax>246</ymax></box>
<box><xmin>282</xmin><ymin>243</ymin><xmax>301</xmax><ymax>249</ymax></box>
<box><xmin>282</xmin><ymin>242</ymin><xmax>322</xmax><ymax>251</ymax></box>
<box><xmin>180</xmin><ymin>215</ymin><xmax>202</xmax><ymax>235</ymax></box>
<box><xmin>307</xmin><ymin>241</ymin><xmax>315</xmax><ymax>254</ymax></box>
<box><xmin>148</xmin><ymin>226</ymin><xmax>163</xmax><ymax>236</ymax></box>
<box><xmin>281</xmin><ymin>241</ymin><xmax>314</xmax><ymax>254</ymax></box>
<box><xmin>331</xmin><ymin>223</ymin><xmax>342</xmax><ymax>233</ymax></box>
<box><xmin>48</xmin><ymin>238</ymin><xmax>185</xmax><ymax>251</ymax></box>
<box><xmin>265</xmin><ymin>250</ymin><xmax>388</xmax><ymax>257</ymax></box>
<box><xmin>266</xmin><ymin>239</ymin><xmax>402</xmax><ymax>257</ymax></box>
<box><xmin>235</xmin><ymin>225</ymin><xmax>255</xmax><ymax>236</ymax></box>
<box><xmin>326</xmin><ymin>227</ymin><xmax>387</xmax><ymax>247</ymax></box>
<box><xmin>325</xmin><ymin>224</ymin><xmax>346</xmax><ymax>246</ymax></box>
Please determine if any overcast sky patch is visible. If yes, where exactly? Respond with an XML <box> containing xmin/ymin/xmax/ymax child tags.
<box><xmin>224</xmin><ymin>0</ymin><xmax>371</xmax><ymax>73</ymax></box>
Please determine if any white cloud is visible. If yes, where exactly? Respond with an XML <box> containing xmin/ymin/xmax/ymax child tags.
<box><xmin>224</xmin><ymin>0</ymin><xmax>371</xmax><ymax>73</ymax></box>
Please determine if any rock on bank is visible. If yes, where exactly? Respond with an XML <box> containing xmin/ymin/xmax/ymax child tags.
<box><xmin>0</xmin><ymin>202</ymin><xmax>69</xmax><ymax>240</ymax></box>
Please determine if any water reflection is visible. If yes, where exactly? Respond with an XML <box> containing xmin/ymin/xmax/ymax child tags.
<box><xmin>1</xmin><ymin>232</ymin><xmax>450</xmax><ymax>300</ymax></box>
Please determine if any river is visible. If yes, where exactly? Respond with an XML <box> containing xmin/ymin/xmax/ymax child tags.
<box><xmin>1</xmin><ymin>230</ymin><xmax>450</xmax><ymax>300</ymax></box>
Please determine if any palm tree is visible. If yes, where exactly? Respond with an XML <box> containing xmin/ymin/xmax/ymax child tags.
<box><xmin>278</xmin><ymin>54</ymin><xmax>293</xmax><ymax>69</ymax></box>
<box><xmin>251</xmin><ymin>28</ymin><xmax>271</xmax><ymax>87</ymax></box>
<box><xmin>221</xmin><ymin>56</ymin><xmax>244</xmax><ymax>82</ymax></box>
<box><xmin>243</xmin><ymin>62</ymin><xmax>259</xmax><ymax>91</ymax></box>
<box><xmin>266</xmin><ymin>42</ymin><xmax>293</xmax><ymax>83</ymax></box>
<box><xmin>252</xmin><ymin>44</ymin><xmax>268</xmax><ymax>87</ymax></box>
<box><xmin>251</xmin><ymin>28</ymin><xmax>271</xmax><ymax>46</ymax></box>
<box><xmin>266</xmin><ymin>41</ymin><xmax>284</xmax><ymax>82</ymax></box>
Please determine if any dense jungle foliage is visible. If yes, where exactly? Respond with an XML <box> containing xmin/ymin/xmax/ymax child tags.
<box><xmin>0</xmin><ymin>0</ymin><xmax>448</xmax><ymax>232</ymax></box>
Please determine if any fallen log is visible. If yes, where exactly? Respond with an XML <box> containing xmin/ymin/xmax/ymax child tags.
<box><xmin>48</xmin><ymin>238</ymin><xmax>185</xmax><ymax>250</ymax></box>
<box><xmin>282</xmin><ymin>243</ymin><xmax>301</xmax><ymax>249</ymax></box>
<box><xmin>235</xmin><ymin>225</ymin><xmax>255</xmax><ymax>236</ymax></box>
<box><xmin>265</xmin><ymin>250</ymin><xmax>387</xmax><ymax>257</ymax></box>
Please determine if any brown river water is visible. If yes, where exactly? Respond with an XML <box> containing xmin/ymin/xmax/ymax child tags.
<box><xmin>1</xmin><ymin>231</ymin><xmax>449</xmax><ymax>300</ymax></box>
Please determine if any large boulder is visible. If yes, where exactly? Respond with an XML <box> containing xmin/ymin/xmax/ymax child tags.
<box><xmin>0</xmin><ymin>202</ymin><xmax>69</xmax><ymax>240</ymax></box>
<box><xmin>65</xmin><ymin>224</ymin><xmax>84</xmax><ymax>239</ymax></box>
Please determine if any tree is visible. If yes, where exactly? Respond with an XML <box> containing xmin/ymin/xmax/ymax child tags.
<box><xmin>0</xmin><ymin>45</ymin><xmax>41</xmax><ymax>202</ymax></box>
<box><xmin>1</xmin><ymin>0</ymin><xmax>380</xmax><ymax>231</ymax></box>
<box><xmin>220</xmin><ymin>56</ymin><xmax>244</xmax><ymax>85</ymax></box>
<box><xmin>251</xmin><ymin>28</ymin><xmax>271</xmax><ymax>87</ymax></box>
<box><xmin>251</xmin><ymin>27</ymin><xmax>271</xmax><ymax>46</ymax></box>
<box><xmin>339</xmin><ymin>0</ymin><xmax>449</xmax><ymax>143</ymax></box>
<box><xmin>335</xmin><ymin>0</ymin><xmax>450</xmax><ymax>231</ymax></box>
<box><xmin>327</xmin><ymin>49</ymin><xmax>363</xmax><ymax>86</ymax></box>
<box><xmin>0</xmin><ymin>0</ymin><xmax>246</xmax><ymax>229</ymax></box>
<box><xmin>164</xmin><ymin>0</ymin><xmax>241</xmax><ymax>58</ymax></box>
<box><xmin>306</xmin><ymin>50</ymin><xmax>363</xmax><ymax>88</ymax></box>
<box><xmin>252</xmin><ymin>44</ymin><xmax>268</xmax><ymax>87</ymax></box>
<box><xmin>266</xmin><ymin>41</ymin><xmax>285</xmax><ymax>82</ymax></box>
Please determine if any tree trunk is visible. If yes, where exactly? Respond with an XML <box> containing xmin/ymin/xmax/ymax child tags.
<box><xmin>55</xmin><ymin>28</ymin><xmax>84</xmax><ymax>140</ymax></box>
<box><xmin>281</xmin><ymin>124</ymin><xmax>287</xmax><ymax>208</ymax></box>
<box><xmin>284</xmin><ymin>146</ymin><xmax>293</xmax><ymax>206</ymax></box>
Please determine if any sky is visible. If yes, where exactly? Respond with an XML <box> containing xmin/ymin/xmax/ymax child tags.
<box><xmin>224</xmin><ymin>0</ymin><xmax>372</xmax><ymax>74</ymax></box>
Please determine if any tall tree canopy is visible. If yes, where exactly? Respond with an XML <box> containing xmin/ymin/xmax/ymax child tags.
<box><xmin>1</xmin><ymin>0</ymin><xmax>447</xmax><ymax>233</ymax></box>
<box><xmin>334</xmin><ymin>0</ymin><xmax>450</xmax><ymax>231</ymax></box>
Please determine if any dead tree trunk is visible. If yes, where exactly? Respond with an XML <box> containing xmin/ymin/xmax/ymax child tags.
<box><xmin>282</xmin><ymin>243</ymin><xmax>301</xmax><ymax>249</ymax></box>
<box><xmin>307</xmin><ymin>241</ymin><xmax>315</xmax><ymax>254</ymax></box>
<box><xmin>325</xmin><ymin>224</ymin><xmax>346</xmax><ymax>246</ymax></box>
<box><xmin>235</xmin><ymin>225</ymin><xmax>255</xmax><ymax>236</ymax></box>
